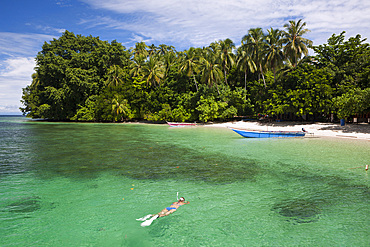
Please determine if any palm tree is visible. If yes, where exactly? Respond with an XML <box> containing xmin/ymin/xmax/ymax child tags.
<box><xmin>179</xmin><ymin>47</ymin><xmax>200</xmax><ymax>91</ymax></box>
<box><xmin>218</xmin><ymin>39</ymin><xmax>235</xmax><ymax>85</ymax></box>
<box><xmin>265</xmin><ymin>28</ymin><xmax>285</xmax><ymax>83</ymax></box>
<box><xmin>242</xmin><ymin>28</ymin><xmax>267</xmax><ymax>87</ymax></box>
<box><xmin>147</xmin><ymin>44</ymin><xmax>158</xmax><ymax>57</ymax></box>
<box><xmin>142</xmin><ymin>56</ymin><xmax>165</xmax><ymax>87</ymax></box>
<box><xmin>237</xmin><ymin>45</ymin><xmax>257</xmax><ymax>90</ymax></box>
<box><xmin>158</xmin><ymin>44</ymin><xmax>175</xmax><ymax>55</ymax></box>
<box><xmin>129</xmin><ymin>55</ymin><xmax>146</xmax><ymax>78</ymax></box>
<box><xmin>105</xmin><ymin>65</ymin><xmax>125</xmax><ymax>87</ymax></box>
<box><xmin>111</xmin><ymin>95</ymin><xmax>130</xmax><ymax>122</ymax></box>
<box><xmin>199</xmin><ymin>47</ymin><xmax>224</xmax><ymax>94</ymax></box>
<box><xmin>132</xmin><ymin>41</ymin><xmax>148</xmax><ymax>58</ymax></box>
<box><xmin>162</xmin><ymin>51</ymin><xmax>177</xmax><ymax>78</ymax></box>
<box><xmin>279</xmin><ymin>55</ymin><xmax>314</xmax><ymax>77</ymax></box>
<box><xmin>281</xmin><ymin>19</ymin><xmax>313</xmax><ymax>67</ymax></box>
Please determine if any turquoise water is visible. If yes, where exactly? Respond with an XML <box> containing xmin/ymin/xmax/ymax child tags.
<box><xmin>0</xmin><ymin>116</ymin><xmax>369</xmax><ymax>246</ymax></box>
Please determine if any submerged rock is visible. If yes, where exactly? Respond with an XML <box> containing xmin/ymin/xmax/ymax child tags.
<box><xmin>272</xmin><ymin>199</ymin><xmax>321</xmax><ymax>224</ymax></box>
<box><xmin>6</xmin><ymin>196</ymin><xmax>41</xmax><ymax>213</ymax></box>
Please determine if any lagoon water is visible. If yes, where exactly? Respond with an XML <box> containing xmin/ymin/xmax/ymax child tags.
<box><xmin>0</xmin><ymin>116</ymin><xmax>369</xmax><ymax>246</ymax></box>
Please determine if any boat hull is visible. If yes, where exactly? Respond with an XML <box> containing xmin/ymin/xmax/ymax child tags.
<box><xmin>167</xmin><ymin>122</ymin><xmax>196</xmax><ymax>127</ymax></box>
<box><xmin>231</xmin><ymin>128</ymin><xmax>306</xmax><ymax>138</ymax></box>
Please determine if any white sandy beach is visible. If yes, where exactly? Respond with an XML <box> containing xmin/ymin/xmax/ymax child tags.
<box><xmin>206</xmin><ymin>121</ymin><xmax>370</xmax><ymax>140</ymax></box>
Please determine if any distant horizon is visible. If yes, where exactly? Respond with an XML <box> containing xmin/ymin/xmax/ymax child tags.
<box><xmin>0</xmin><ymin>112</ymin><xmax>23</xmax><ymax>116</ymax></box>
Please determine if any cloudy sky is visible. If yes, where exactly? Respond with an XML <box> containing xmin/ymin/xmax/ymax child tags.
<box><xmin>0</xmin><ymin>0</ymin><xmax>369</xmax><ymax>114</ymax></box>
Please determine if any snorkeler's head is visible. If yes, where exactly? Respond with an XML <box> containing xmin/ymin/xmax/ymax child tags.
<box><xmin>179</xmin><ymin>197</ymin><xmax>185</xmax><ymax>202</ymax></box>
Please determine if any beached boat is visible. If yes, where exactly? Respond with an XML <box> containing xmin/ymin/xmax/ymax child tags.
<box><xmin>167</xmin><ymin>122</ymin><xmax>197</xmax><ymax>127</ymax></box>
<box><xmin>230</xmin><ymin>128</ymin><xmax>306</xmax><ymax>138</ymax></box>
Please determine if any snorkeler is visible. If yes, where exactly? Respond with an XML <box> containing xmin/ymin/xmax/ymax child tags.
<box><xmin>156</xmin><ymin>197</ymin><xmax>190</xmax><ymax>217</ymax></box>
<box><xmin>137</xmin><ymin>197</ymin><xmax>190</xmax><ymax>226</ymax></box>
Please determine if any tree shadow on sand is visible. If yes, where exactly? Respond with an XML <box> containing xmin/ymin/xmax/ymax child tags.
<box><xmin>318</xmin><ymin>123</ymin><xmax>370</xmax><ymax>134</ymax></box>
<box><xmin>242</xmin><ymin>121</ymin><xmax>370</xmax><ymax>134</ymax></box>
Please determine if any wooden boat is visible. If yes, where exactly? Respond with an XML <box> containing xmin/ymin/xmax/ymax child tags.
<box><xmin>230</xmin><ymin>128</ymin><xmax>306</xmax><ymax>138</ymax></box>
<box><xmin>167</xmin><ymin>122</ymin><xmax>197</xmax><ymax>127</ymax></box>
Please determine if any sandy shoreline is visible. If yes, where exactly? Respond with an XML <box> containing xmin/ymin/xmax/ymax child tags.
<box><xmin>204</xmin><ymin>121</ymin><xmax>370</xmax><ymax>140</ymax></box>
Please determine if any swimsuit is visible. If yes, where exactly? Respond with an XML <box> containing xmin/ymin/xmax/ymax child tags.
<box><xmin>166</xmin><ymin>203</ymin><xmax>182</xmax><ymax>211</ymax></box>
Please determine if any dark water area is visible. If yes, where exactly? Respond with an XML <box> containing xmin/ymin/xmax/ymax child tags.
<box><xmin>0</xmin><ymin>117</ymin><xmax>369</xmax><ymax>246</ymax></box>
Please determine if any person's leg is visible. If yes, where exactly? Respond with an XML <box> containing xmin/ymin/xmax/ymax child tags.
<box><xmin>157</xmin><ymin>208</ymin><xmax>169</xmax><ymax>217</ymax></box>
<box><xmin>156</xmin><ymin>208</ymin><xmax>177</xmax><ymax>218</ymax></box>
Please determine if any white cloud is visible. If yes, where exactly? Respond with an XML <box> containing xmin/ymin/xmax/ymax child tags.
<box><xmin>0</xmin><ymin>32</ymin><xmax>55</xmax><ymax>57</ymax></box>
<box><xmin>128</xmin><ymin>33</ymin><xmax>153</xmax><ymax>45</ymax></box>
<box><xmin>34</xmin><ymin>25</ymin><xmax>66</xmax><ymax>34</ymax></box>
<box><xmin>0</xmin><ymin>32</ymin><xmax>57</xmax><ymax>113</ymax></box>
<box><xmin>0</xmin><ymin>57</ymin><xmax>35</xmax><ymax>78</ymax></box>
<box><xmin>81</xmin><ymin>0</ymin><xmax>370</xmax><ymax>49</ymax></box>
<box><xmin>0</xmin><ymin>57</ymin><xmax>35</xmax><ymax>114</ymax></box>
<box><xmin>56</xmin><ymin>0</ymin><xmax>73</xmax><ymax>7</ymax></box>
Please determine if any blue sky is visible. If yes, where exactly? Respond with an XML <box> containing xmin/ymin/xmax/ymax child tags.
<box><xmin>1</xmin><ymin>0</ymin><xmax>369</xmax><ymax>114</ymax></box>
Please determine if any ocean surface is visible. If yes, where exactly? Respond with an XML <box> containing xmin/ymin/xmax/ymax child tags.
<box><xmin>0</xmin><ymin>116</ymin><xmax>369</xmax><ymax>246</ymax></box>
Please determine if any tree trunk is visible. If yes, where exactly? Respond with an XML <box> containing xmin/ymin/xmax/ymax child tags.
<box><xmin>244</xmin><ymin>70</ymin><xmax>247</xmax><ymax>91</ymax></box>
<box><xmin>224</xmin><ymin>68</ymin><xmax>228</xmax><ymax>85</ymax></box>
<box><xmin>260</xmin><ymin>63</ymin><xmax>266</xmax><ymax>88</ymax></box>
<box><xmin>244</xmin><ymin>70</ymin><xmax>247</xmax><ymax>100</ymax></box>
<box><xmin>215</xmin><ymin>81</ymin><xmax>220</xmax><ymax>95</ymax></box>
<box><xmin>192</xmin><ymin>74</ymin><xmax>198</xmax><ymax>92</ymax></box>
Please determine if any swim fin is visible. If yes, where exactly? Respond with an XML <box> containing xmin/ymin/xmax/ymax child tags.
<box><xmin>136</xmin><ymin>214</ymin><xmax>152</xmax><ymax>221</ymax></box>
<box><xmin>141</xmin><ymin>215</ymin><xmax>159</xmax><ymax>227</ymax></box>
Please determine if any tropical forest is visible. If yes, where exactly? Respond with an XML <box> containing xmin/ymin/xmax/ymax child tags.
<box><xmin>20</xmin><ymin>20</ymin><xmax>370</xmax><ymax>123</ymax></box>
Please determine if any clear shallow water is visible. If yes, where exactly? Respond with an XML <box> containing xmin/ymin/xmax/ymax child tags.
<box><xmin>0</xmin><ymin>117</ymin><xmax>369</xmax><ymax>246</ymax></box>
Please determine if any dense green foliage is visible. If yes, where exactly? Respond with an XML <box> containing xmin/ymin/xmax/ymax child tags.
<box><xmin>21</xmin><ymin>21</ymin><xmax>369</xmax><ymax>122</ymax></box>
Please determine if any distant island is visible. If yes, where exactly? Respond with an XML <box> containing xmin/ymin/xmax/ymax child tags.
<box><xmin>20</xmin><ymin>19</ymin><xmax>370</xmax><ymax>123</ymax></box>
